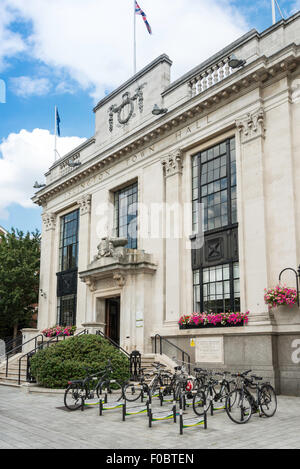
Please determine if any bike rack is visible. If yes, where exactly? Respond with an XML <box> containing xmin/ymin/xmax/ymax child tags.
<box><xmin>122</xmin><ymin>401</ymin><xmax>149</xmax><ymax>421</ymax></box>
<box><xmin>147</xmin><ymin>390</ymin><xmax>177</xmax><ymax>428</ymax></box>
<box><xmin>99</xmin><ymin>398</ymin><xmax>124</xmax><ymax>416</ymax></box>
<box><xmin>179</xmin><ymin>395</ymin><xmax>207</xmax><ymax>435</ymax></box>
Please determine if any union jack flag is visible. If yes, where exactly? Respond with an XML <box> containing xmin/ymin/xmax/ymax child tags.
<box><xmin>135</xmin><ymin>1</ymin><xmax>152</xmax><ymax>35</ymax></box>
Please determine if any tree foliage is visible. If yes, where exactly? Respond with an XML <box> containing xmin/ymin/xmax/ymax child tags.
<box><xmin>0</xmin><ymin>228</ymin><xmax>40</xmax><ymax>338</ymax></box>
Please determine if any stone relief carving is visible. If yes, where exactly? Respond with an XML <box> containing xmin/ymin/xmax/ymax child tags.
<box><xmin>42</xmin><ymin>212</ymin><xmax>56</xmax><ymax>231</ymax></box>
<box><xmin>108</xmin><ymin>84</ymin><xmax>146</xmax><ymax>132</ymax></box>
<box><xmin>113</xmin><ymin>273</ymin><xmax>126</xmax><ymax>288</ymax></box>
<box><xmin>95</xmin><ymin>237</ymin><xmax>128</xmax><ymax>260</ymax></box>
<box><xmin>83</xmin><ymin>278</ymin><xmax>96</xmax><ymax>292</ymax></box>
<box><xmin>77</xmin><ymin>194</ymin><xmax>92</xmax><ymax>216</ymax></box>
<box><xmin>161</xmin><ymin>149</ymin><xmax>183</xmax><ymax>177</ymax></box>
<box><xmin>236</xmin><ymin>107</ymin><xmax>265</xmax><ymax>143</ymax></box>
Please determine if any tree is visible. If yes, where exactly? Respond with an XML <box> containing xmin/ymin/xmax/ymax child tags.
<box><xmin>0</xmin><ymin>228</ymin><xmax>40</xmax><ymax>339</ymax></box>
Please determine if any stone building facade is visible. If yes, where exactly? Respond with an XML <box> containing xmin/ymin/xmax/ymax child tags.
<box><xmin>32</xmin><ymin>14</ymin><xmax>300</xmax><ymax>395</ymax></box>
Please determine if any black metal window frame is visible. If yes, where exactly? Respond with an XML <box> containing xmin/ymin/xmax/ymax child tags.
<box><xmin>114</xmin><ymin>182</ymin><xmax>138</xmax><ymax>249</ymax></box>
<box><xmin>193</xmin><ymin>261</ymin><xmax>240</xmax><ymax>313</ymax></box>
<box><xmin>192</xmin><ymin>137</ymin><xmax>237</xmax><ymax>234</ymax></box>
<box><xmin>57</xmin><ymin>208</ymin><xmax>79</xmax><ymax>326</ymax></box>
<box><xmin>192</xmin><ymin>137</ymin><xmax>239</xmax><ymax>313</ymax></box>
<box><xmin>59</xmin><ymin>209</ymin><xmax>80</xmax><ymax>272</ymax></box>
<box><xmin>57</xmin><ymin>294</ymin><xmax>77</xmax><ymax>327</ymax></box>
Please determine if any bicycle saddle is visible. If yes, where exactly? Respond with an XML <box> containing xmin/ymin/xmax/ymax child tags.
<box><xmin>194</xmin><ymin>367</ymin><xmax>203</xmax><ymax>372</ymax></box>
<box><xmin>251</xmin><ymin>375</ymin><xmax>263</xmax><ymax>380</ymax></box>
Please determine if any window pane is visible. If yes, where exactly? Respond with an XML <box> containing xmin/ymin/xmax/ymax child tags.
<box><xmin>115</xmin><ymin>183</ymin><xmax>138</xmax><ymax>249</ymax></box>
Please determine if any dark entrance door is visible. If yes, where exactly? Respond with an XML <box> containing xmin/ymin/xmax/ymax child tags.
<box><xmin>105</xmin><ymin>297</ymin><xmax>120</xmax><ymax>345</ymax></box>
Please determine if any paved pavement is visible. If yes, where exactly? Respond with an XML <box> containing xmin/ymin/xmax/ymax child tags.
<box><xmin>0</xmin><ymin>386</ymin><xmax>299</xmax><ymax>449</ymax></box>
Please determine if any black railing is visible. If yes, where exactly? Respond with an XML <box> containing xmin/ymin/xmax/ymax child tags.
<box><xmin>3</xmin><ymin>335</ymin><xmax>23</xmax><ymax>357</ymax></box>
<box><xmin>6</xmin><ymin>334</ymin><xmax>44</xmax><ymax>379</ymax></box>
<box><xmin>18</xmin><ymin>329</ymin><xmax>89</xmax><ymax>385</ymax></box>
<box><xmin>154</xmin><ymin>333</ymin><xmax>191</xmax><ymax>374</ymax></box>
<box><xmin>95</xmin><ymin>330</ymin><xmax>130</xmax><ymax>359</ymax></box>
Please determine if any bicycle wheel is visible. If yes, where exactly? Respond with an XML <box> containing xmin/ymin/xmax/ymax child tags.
<box><xmin>64</xmin><ymin>383</ymin><xmax>86</xmax><ymax>411</ymax></box>
<box><xmin>192</xmin><ymin>390</ymin><xmax>206</xmax><ymax>416</ymax></box>
<box><xmin>259</xmin><ymin>384</ymin><xmax>277</xmax><ymax>417</ymax></box>
<box><xmin>123</xmin><ymin>382</ymin><xmax>143</xmax><ymax>402</ymax></box>
<box><xmin>98</xmin><ymin>380</ymin><xmax>124</xmax><ymax>403</ymax></box>
<box><xmin>225</xmin><ymin>389</ymin><xmax>252</xmax><ymax>424</ymax></box>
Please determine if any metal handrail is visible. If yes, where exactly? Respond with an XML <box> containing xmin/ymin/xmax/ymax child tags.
<box><xmin>154</xmin><ymin>333</ymin><xmax>191</xmax><ymax>374</ymax></box>
<box><xmin>18</xmin><ymin>329</ymin><xmax>89</xmax><ymax>385</ymax></box>
<box><xmin>3</xmin><ymin>335</ymin><xmax>23</xmax><ymax>355</ymax></box>
<box><xmin>95</xmin><ymin>330</ymin><xmax>130</xmax><ymax>359</ymax></box>
<box><xmin>279</xmin><ymin>265</ymin><xmax>300</xmax><ymax>307</ymax></box>
<box><xmin>6</xmin><ymin>334</ymin><xmax>44</xmax><ymax>378</ymax></box>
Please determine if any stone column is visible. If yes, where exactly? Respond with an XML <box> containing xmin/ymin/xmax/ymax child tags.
<box><xmin>76</xmin><ymin>194</ymin><xmax>92</xmax><ymax>326</ymax></box>
<box><xmin>161</xmin><ymin>149</ymin><xmax>184</xmax><ymax>323</ymax></box>
<box><xmin>38</xmin><ymin>212</ymin><xmax>57</xmax><ymax>330</ymax></box>
<box><xmin>236</xmin><ymin>108</ymin><xmax>270</xmax><ymax>323</ymax></box>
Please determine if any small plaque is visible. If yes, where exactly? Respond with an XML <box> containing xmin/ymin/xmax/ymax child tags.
<box><xmin>195</xmin><ymin>337</ymin><xmax>224</xmax><ymax>364</ymax></box>
<box><xmin>136</xmin><ymin>311</ymin><xmax>144</xmax><ymax>328</ymax></box>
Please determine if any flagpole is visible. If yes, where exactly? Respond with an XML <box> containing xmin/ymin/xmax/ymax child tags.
<box><xmin>272</xmin><ymin>0</ymin><xmax>276</xmax><ymax>24</ymax></box>
<box><xmin>54</xmin><ymin>105</ymin><xmax>57</xmax><ymax>162</ymax></box>
<box><xmin>133</xmin><ymin>0</ymin><xmax>137</xmax><ymax>75</ymax></box>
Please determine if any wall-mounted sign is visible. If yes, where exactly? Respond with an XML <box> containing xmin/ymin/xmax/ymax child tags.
<box><xmin>195</xmin><ymin>337</ymin><xmax>224</xmax><ymax>363</ymax></box>
<box><xmin>136</xmin><ymin>311</ymin><xmax>144</xmax><ymax>328</ymax></box>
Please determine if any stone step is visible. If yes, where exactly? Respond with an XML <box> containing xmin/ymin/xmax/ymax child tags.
<box><xmin>0</xmin><ymin>371</ymin><xmax>27</xmax><ymax>379</ymax></box>
<box><xmin>0</xmin><ymin>375</ymin><xmax>26</xmax><ymax>384</ymax></box>
<box><xmin>0</xmin><ymin>380</ymin><xmax>22</xmax><ymax>388</ymax></box>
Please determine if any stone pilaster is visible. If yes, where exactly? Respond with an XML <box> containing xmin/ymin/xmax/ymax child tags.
<box><xmin>236</xmin><ymin>108</ymin><xmax>269</xmax><ymax>319</ymax></box>
<box><xmin>161</xmin><ymin>149</ymin><xmax>184</xmax><ymax>323</ymax></box>
<box><xmin>76</xmin><ymin>194</ymin><xmax>92</xmax><ymax>326</ymax></box>
<box><xmin>38</xmin><ymin>212</ymin><xmax>58</xmax><ymax>330</ymax></box>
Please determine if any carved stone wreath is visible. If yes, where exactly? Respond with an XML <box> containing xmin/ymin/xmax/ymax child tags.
<box><xmin>108</xmin><ymin>84</ymin><xmax>146</xmax><ymax>132</ymax></box>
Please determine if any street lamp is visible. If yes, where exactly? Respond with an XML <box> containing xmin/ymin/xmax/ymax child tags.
<box><xmin>228</xmin><ymin>54</ymin><xmax>246</xmax><ymax>69</ymax></box>
<box><xmin>152</xmin><ymin>104</ymin><xmax>168</xmax><ymax>116</ymax></box>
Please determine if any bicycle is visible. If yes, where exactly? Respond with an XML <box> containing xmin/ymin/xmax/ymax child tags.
<box><xmin>193</xmin><ymin>370</ymin><xmax>233</xmax><ymax>416</ymax></box>
<box><xmin>64</xmin><ymin>361</ymin><xmax>124</xmax><ymax>411</ymax></box>
<box><xmin>123</xmin><ymin>362</ymin><xmax>170</xmax><ymax>402</ymax></box>
<box><xmin>225</xmin><ymin>371</ymin><xmax>277</xmax><ymax>424</ymax></box>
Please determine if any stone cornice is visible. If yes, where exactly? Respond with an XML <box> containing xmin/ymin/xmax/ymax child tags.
<box><xmin>46</xmin><ymin>137</ymin><xmax>96</xmax><ymax>174</ymax></box>
<box><xmin>32</xmin><ymin>45</ymin><xmax>300</xmax><ymax>206</ymax></box>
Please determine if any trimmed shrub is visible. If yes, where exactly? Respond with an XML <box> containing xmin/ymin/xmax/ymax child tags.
<box><xmin>30</xmin><ymin>334</ymin><xmax>130</xmax><ymax>389</ymax></box>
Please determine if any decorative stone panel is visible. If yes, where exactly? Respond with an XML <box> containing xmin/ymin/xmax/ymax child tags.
<box><xmin>42</xmin><ymin>212</ymin><xmax>56</xmax><ymax>231</ymax></box>
<box><xmin>236</xmin><ymin>107</ymin><xmax>265</xmax><ymax>143</ymax></box>
<box><xmin>77</xmin><ymin>194</ymin><xmax>92</xmax><ymax>216</ymax></box>
<box><xmin>161</xmin><ymin>149</ymin><xmax>183</xmax><ymax>177</ymax></box>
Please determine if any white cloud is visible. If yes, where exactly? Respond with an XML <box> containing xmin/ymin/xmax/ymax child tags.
<box><xmin>10</xmin><ymin>76</ymin><xmax>51</xmax><ymax>97</ymax></box>
<box><xmin>1</xmin><ymin>0</ymin><xmax>249</xmax><ymax>101</ymax></box>
<box><xmin>0</xmin><ymin>129</ymin><xmax>86</xmax><ymax>218</ymax></box>
<box><xmin>291</xmin><ymin>0</ymin><xmax>300</xmax><ymax>13</ymax></box>
<box><xmin>0</xmin><ymin>3</ymin><xmax>26</xmax><ymax>71</ymax></box>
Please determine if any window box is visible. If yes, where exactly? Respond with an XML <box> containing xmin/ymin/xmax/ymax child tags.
<box><xmin>179</xmin><ymin>321</ymin><xmax>246</xmax><ymax>330</ymax></box>
<box><xmin>178</xmin><ymin>312</ymin><xmax>249</xmax><ymax>329</ymax></box>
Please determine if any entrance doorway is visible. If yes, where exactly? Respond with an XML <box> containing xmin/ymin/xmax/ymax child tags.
<box><xmin>105</xmin><ymin>297</ymin><xmax>120</xmax><ymax>345</ymax></box>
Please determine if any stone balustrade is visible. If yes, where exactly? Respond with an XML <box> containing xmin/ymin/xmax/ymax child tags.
<box><xmin>188</xmin><ymin>57</ymin><xmax>234</xmax><ymax>98</ymax></box>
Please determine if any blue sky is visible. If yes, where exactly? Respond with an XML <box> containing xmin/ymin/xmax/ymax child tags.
<box><xmin>0</xmin><ymin>0</ymin><xmax>299</xmax><ymax>234</ymax></box>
